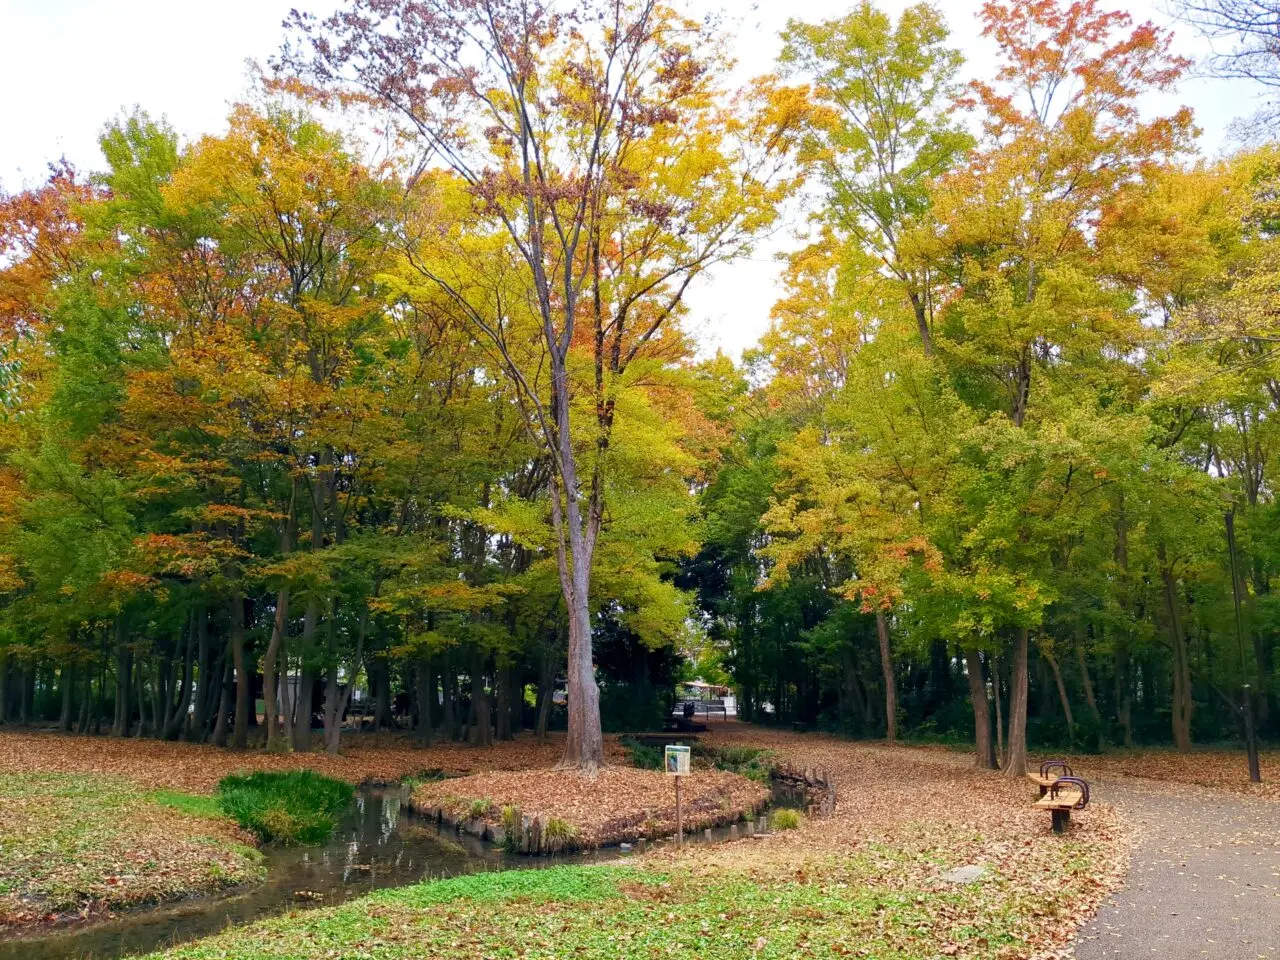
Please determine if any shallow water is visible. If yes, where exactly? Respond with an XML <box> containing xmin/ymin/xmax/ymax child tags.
<box><xmin>0</xmin><ymin>786</ymin><xmax>622</xmax><ymax>960</ymax></box>
<box><xmin>0</xmin><ymin>773</ymin><xmax>798</xmax><ymax>960</ymax></box>
<box><xmin>1</xmin><ymin>777</ymin><xmax>800</xmax><ymax>960</ymax></box>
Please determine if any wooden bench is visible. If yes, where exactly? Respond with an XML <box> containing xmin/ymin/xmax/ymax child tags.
<box><xmin>1026</xmin><ymin>759</ymin><xmax>1072</xmax><ymax>797</ymax></box>
<box><xmin>1033</xmin><ymin>776</ymin><xmax>1090</xmax><ymax>833</ymax></box>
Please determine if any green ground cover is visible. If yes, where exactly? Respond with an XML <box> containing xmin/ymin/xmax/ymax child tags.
<box><xmin>145</xmin><ymin>833</ymin><xmax>1101</xmax><ymax>960</ymax></box>
<box><xmin>0</xmin><ymin>774</ymin><xmax>263</xmax><ymax>927</ymax></box>
<box><xmin>215</xmin><ymin>770</ymin><xmax>355</xmax><ymax>845</ymax></box>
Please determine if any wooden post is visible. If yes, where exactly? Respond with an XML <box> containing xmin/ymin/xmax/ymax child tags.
<box><xmin>676</xmin><ymin>775</ymin><xmax>683</xmax><ymax>847</ymax></box>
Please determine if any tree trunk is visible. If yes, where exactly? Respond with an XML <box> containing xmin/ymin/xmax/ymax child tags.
<box><xmin>191</xmin><ymin>605</ymin><xmax>212</xmax><ymax>739</ymax></box>
<box><xmin>442</xmin><ymin>655</ymin><xmax>457</xmax><ymax>741</ymax></box>
<box><xmin>163</xmin><ymin>611</ymin><xmax>197</xmax><ymax>740</ymax></box>
<box><xmin>468</xmin><ymin>651</ymin><xmax>492</xmax><ymax>746</ymax></box>
<box><xmin>1114</xmin><ymin>639</ymin><xmax>1133</xmax><ymax>747</ymax></box>
<box><xmin>230</xmin><ymin>591</ymin><xmax>250</xmax><ymax>749</ymax></box>
<box><xmin>874</xmin><ymin>608</ymin><xmax>897</xmax><ymax>741</ymax></box>
<box><xmin>263</xmin><ymin>586</ymin><xmax>292</xmax><ymax>752</ymax></box>
<box><xmin>495</xmin><ymin>662</ymin><xmax>512</xmax><ymax>741</ymax></box>
<box><xmin>559</xmin><ymin>588</ymin><xmax>602</xmax><ymax>770</ymax></box>
<box><xmin>534</xmin><ymin>649</ymin><xmax>554</xmax><ymax>740</ymax></box>
<box><xmin>965</xmin><ymin>647</ymin><xmax>997</xmax><ymax>769</ymax></box>
<box><xmin>0</xmin><ymin>651</ymin><xmax>8</xmax><ymax>724</ymax></box>
<box><xmin>212</xmin><ymin>648</ymin><xmax>233</xmax><ymax>748</ymax></box>
<box><xmin>59</xmin><ymin>662</ymin><xmax>75</xmax><ymax>731</ymax></box>
<box><xmin>1004</xmin><ymin>627</ymin><xmax>1030</xmax><ymax>777</ymax></box>
<box><xmin>416</xmin><ymin>654</ymin><xmax>433</xmax><ymax>745</ymax></box>
<box><xmin>76</xmin><ymin>668</ymin><xmax>91</xmax><ymax>734</ymax></box>
<box><xmin>509</xmin><ymin>664</ymin><xmax>524</xmax><ymax>736</ymax></box>
<box><xmin>373</xmin><ymin>660</ymin><xmax>392</xmax><ymax>730</ymax></box>
<box><xmin>993</xmin><ymin>656</ymin><xmax>1005</xmax><ymax>767</ymax></box>
<box><xmin>1042</xmin><ymin>647</ymin><xmax>1074</xmax><ymax>740</ymax></box>
<box><xmin>263</xmin><ymin>479</ymin><xmax>298</xmax><ymax>752</ymax></box>
<box><xmin>111</xmin><ymin>618</ymin><xmax>130</xmax><ymax>737</ymax></box>
<box><xmin>1160</xmin><ymin>548</ymin><xmax>1194</xmax><ymax>751</ymax></box>
<box><xmin>292</xmin><ymin>660</ymin><xmax>316</xmax><ymax>752</ymax></box>
<box><xmin>1077</xmin><ymin>639</ymin><xmax>1101</xmax><ymax>726</ymax></box>
<box><xmin>549</xmin><ymin>425</ymin><xmax>604</xmax><ymax>772</ymax></box>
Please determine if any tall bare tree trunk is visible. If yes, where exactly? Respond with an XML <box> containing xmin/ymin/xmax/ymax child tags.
<box><xmin>212</xmin><ymin>649</ymin><xmax>233</xmax><ymax>748</ymax></box>
<box><xmin>875</xmin><ymin>608</ymin><xmax>897</xmax><ymax>741</ymax></box>
<box><xmin>1161</xmin><ymin>556</ymin><xmax>1194</xmax><ymax>751</ymax></box>
<box><xmin>495</xmin><ymin>662</ymin><xmax>512</xmax><ymax>741</ymax></box>
<box><xmin>229</xmin><ymin>591</ymin><xmax>250</xmax><ymax>749</ymax></box>
<box><xmin>59</xmin><ymin>662</ymin><xmax>75</xmax><ymax>732</ymax></box>
<box><xmin>965</xmin><ymin>647</ymin><xmax>997</xmax><ymax>769</ymax></box>
<box><xmin>415</xmin><ymin>654</ymin><xmax>433</xmax><ymax>745</ymax></box>
<box><xmin>993</xmin><ymin>656</ymin><xmax>1005</xmax><ymax>767</ymax></box>
<box><xmin>263</xmin><ymin>478</ymin><xmax>298</xmax><ymax>753</ymax></box>
<box><xmin>191</xmin><ymin>606</ymin><xmax>212</xmax><ymax>740</ymax></box>
<box><xmin>1004</xmin><ymin>628</ymin><xmax>1030</xmax><ymax>776</ymax></box>
<box><xmin>468</xmin><ymin>651</ymin><xmax>493</xmax><ymax>746</ymax></box>
<box><xmin>163</xmin><ymin>610</ymin><xmax>197</xmax><ymax>740</ymax></box>
<box><xmin>1042</xmin><ymin>646</ymin><xmax>1074</xmax><ymax>741</ymax></box>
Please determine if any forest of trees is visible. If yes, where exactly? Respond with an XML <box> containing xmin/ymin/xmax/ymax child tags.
<box><xmin>2</xmin><ymin>0</ymin><xmax>1279</xmax><ymax>773</ymax></box>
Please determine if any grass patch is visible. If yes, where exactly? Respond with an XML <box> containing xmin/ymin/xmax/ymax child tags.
<box><xmin>543</xmin><ymin>816</ymin><xmax>578</xmax><ymax>847</ymax></box>
<box><xmin>0</xmin><ymin>774</ymin><xmax>262</xmax><ymax>927</ymax></box>
<box><xmin>697</xmin><ymin>744</ymin><xmax>777</xmax><ymax>782</ymax></box>
<box><xmin>500</xmin><ymin>805</ymin><xmax>522</xmax><ymax>853</ymax></box>
<box><xmin>619</xmin><ymin>737</ymin><xmax>663</xmax><ymax>771</ymax></box>
<box><xmin>143</xmin><ymin>844</ymin><xmax>1091</xmax><ymax>959</ymax></box>
<box><xmin>771</xmin><ymin>808</ymin><xmax>802</xmax><ymax>831</ymax></box>
<box><xmin>149</xmin><ymin>789</ymin><xmax>225</xmax><ymax>819</ymax></box>
<box><xmin>216</xmin><ymin>770</ymin><xmax>354</xmax><ymax>845</ymax></box>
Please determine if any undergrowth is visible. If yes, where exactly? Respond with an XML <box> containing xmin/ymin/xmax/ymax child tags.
<box><xmin>216</xmin><ymin>770</ymin><xmax>354</xmax><ymax>845</ymax></box>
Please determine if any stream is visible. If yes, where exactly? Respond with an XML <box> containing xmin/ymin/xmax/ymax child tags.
<box><xmin>0</xmin><ymin>780</ymin><xmax>796</xmax><ymax>960</ymax></box>
<box><xmin>0</xmin><ymin>785</ymin><xmax>623</xmax><ymax>960</ymax></box>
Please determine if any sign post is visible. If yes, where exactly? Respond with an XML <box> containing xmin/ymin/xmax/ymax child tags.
<box><xmin>665</xmin><ymin>744</ymin><xmax>691</xmax><ymax>847</ymax></box>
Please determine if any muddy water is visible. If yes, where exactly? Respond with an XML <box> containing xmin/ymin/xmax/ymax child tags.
<box><xmin>2</xmin><ymin>778</ymin><xmax>800</xmax><ymax>960</ymax></box>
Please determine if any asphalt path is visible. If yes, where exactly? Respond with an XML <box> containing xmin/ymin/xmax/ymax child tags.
<box><xmin>1074</xmin><ymin>779</ymin><xmax>1280</xmax><ymax>959</ymax></box>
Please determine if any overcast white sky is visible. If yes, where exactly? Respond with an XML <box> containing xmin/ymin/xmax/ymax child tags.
<box><xmin>1</xmin><ymin>0</ymin><xmax>1268</xmax><ymax>357</ymax></box>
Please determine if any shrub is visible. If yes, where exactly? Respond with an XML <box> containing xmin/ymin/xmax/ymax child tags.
<box><xmin>544</xmin><ymin>816</ymin><xmax>578</xmax><ymax>847</ymax></box>
<box><xmin>771</xmin><ymin>809</ymin><xmax>802</xmax><ymax>831</ymax></box>
<box><xmin>500</xmin><ymin>805</ymin><xmax>522</xmax><ymax>853</ymax></box>
<box><xmin>216</xmin><ymin>770</ymin><xmax>354</xmax><ymax>845</ymax></box>
<box><xmin>620</xmin><ymin>737</ymin><xmax>663</xmax><ymax>771</ymax></box>
<box><xmin>467</xmin><ymin>798</ymin><xmax>493</xmax><ymax>819</ymax></box>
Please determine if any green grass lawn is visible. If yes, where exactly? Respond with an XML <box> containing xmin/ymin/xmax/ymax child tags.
<box><xmin>0</xmin><ymin>774</ymin><xmax>264</xmax><ymax>926</ymax></box>
<box><xmin>144</xmin><ymin>833</ymin><xmax>1100</xmax><ymax>959</ymax></box>
<box><xmin>0</xmin><ymin>768</ymin><xmax>356</xmax><ymax>929</ymax></box>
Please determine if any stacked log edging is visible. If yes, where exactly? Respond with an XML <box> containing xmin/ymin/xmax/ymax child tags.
<box><xmin>408</xmin><ymin>788</ymin><xmax>771</xmax><ymax>855</ymax></box>
<box><xmin>772</xmin><ymin>763</ymin><xmax>837</xmax><ymax>818</ymax></box>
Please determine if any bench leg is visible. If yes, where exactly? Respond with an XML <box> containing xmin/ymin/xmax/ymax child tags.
<box><xmin>1038</xmin><ymin>784</ymin><xmax>1048</xmax><ymax>798</ymax></box>
<box><xmin>1051</xmin><ymin>809</ymin><xmax>1070</xmax><ymax>834</ymax></box>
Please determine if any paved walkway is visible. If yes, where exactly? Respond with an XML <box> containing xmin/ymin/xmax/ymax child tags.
<box><xmin>1074</xmin><ymin>779</ymin><xmax>1280</xmax><ymax>959</ymax></box>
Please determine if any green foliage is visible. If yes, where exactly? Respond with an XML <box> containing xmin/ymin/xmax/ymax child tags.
<box><xmin>499</xmin><ymin>805</ymin><xmax>522</xmax><ymax>853</ymax></box>
<box><xmin>215</xmin><ymin>771</ymin><xmax>354</xmax><ymax>846</ymax></box>
<box><xmin>542</xmin><ymin>817</ymin><xmax>578</xmax><ymax>847</ymax></box>
<box><xmin>619</xmin><ymin>737</ymin><xmax>663</xmax><ymax>771</ymax></box>
<box><xmin>149</xmin><ymin>790</ymin><xmax>224</xmax><ymax>820</ymax></box>
<box><xmin>599</xmin><ymin>681</ymin><xmax>670</xmax><ymax>733</ymax></box>
<box><xmin>770</xmin><ymin>809</ymin><xmax>803</xmax><ymax>831</ymax></box>
<box><xmin>696</xmin><ymin>745</ymin><xmax>777</xmax><ymax>783</ymax></box>
<box><xmin>467</xmin><ymin>798</ymin><xmax>492</xmax><ymax>819</ymax></box>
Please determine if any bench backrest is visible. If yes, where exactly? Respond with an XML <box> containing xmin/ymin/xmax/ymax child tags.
<box><xmin>1040</xmin><ymin>759</ymin><xmax>1072</xmax><ymax>780</ymax></box>
<box><xmin>1047</xmin><ymin>776</ymin><xmax>1090</xmax><ymax>809</ymax></box>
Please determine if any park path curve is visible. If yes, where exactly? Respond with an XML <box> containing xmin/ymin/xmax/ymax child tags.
<box><xmin>1074</xmin><ymin>777</ymin><xmax>1280</xmax><ymax>960</ymax></box>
